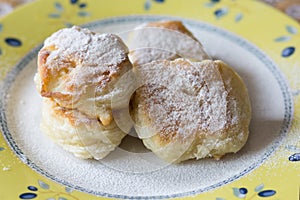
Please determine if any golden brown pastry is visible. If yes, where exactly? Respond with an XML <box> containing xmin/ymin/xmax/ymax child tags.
<box><xmin>41</xmin><ymin>98</ymin><xmax>126</xmax><ymax>159</ymax></box>
<box><xmin>34</xmin><ymin>26</ymin><xmax>132</xmax><ymax>159</ymax></box>
<box><xmin>128</xmin><ymin>20</ymin><xmax>210</xmax><ymax>66</ymax></box>
<box><xmin>130</xmin><ymin>59</ymin><xmax>251</xmax><ymax>163</ymax></box>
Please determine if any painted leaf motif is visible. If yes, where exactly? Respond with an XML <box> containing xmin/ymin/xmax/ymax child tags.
<box><xmin>38</xmin><ymin>180</ymin><xmax>50</xmax><ymax>190</ymax></box>
<box><xmin>46</xmin><ymin>198</ymin><xmax>55</xmax><ymax>200</ymax></box>
<box><xmin>70</xmin><ymin>0</ymin><xmax>78</xmax><ymax>4</ymax></box>
<box><xmin>78</xmin><ymin>11</ymin><xmax>90</xmax><ymax>17</ymax></box>
<box><xmin>274</xmin><ymin>35</ymin><xmax>291</xmax><ymax>42</ymax></box>
<box><xmin>27</xmin><ymin>186</ymin><xmax>38</xmax><ymax>191</ymax></box>
<box><xmin>5</xmin><ymin>38</ymin><xmax>22</xmax><ymax>47</ymax></box>
<box><xmin>19</xmin><ymin>193</ymin><xmax>37</xmax><ymax>199</ymax></box>
<box><xmin>64</xmin><ymin>23</ymin><xmax>73</xmax><ymax>28</ymax></box>
<box><xmin>239</xmin><ymin>188</ymin><xmax>248</xmax><ymax>195</ymax></box>
<box><xmin>282</xmin><ymin>46</ymin><xmax>295</xmax><ymax>57</ymax></box>
<box><xmin>235</xmin><ymin>13</ymin><xmax>243</xmax><ymax>22</ymax></box>
<box><xmin>0</xmin><ymin>147</ymin><xmax>4</xmax><ymax>151</ymax></box>
<box><xmin>285</xmin><ymin>145</ymin><xmax>300</xmax><ymax>151</ymax></box>
<box><xmin>55</xmin><ymin>2</ymin><xmax>64</xmax><ymax>12</ymax></box>
<box><xmin>79</xmin><ymin>3</ymin><xmax>87</xmax><ymax>8</ymax></box>
<box><xmin>258</xmin><ymin>190</ymin><xmax>276</xmax><ymax>197</ymax></box>
<box><xmin>154</xmin><ymin>0</ymin><xmax>165</xmax><ymax>3</ymax></box>
<box><xmin>48</xmin><ymin>13</ymin><xmax>61</xmax><ymax>18</ymax></box>
<box><xmin>65</xmin><ymin>187</ymin><xmax>73</xmax><ymax>193</ymax></box>
<box><xmin>144</xmin><ymin>1</ymin><xmax>151</xmax><ymax>10</ymax></box>
<box><xmin>289</xmin><ymin>153</ymin><xmax>300</xmax><ymax>161</ymax></box>
<box><xmin>286</xmin><ymin>25</ymin><xmax>298</xmax><ymax>34</ymax></box>
<box><xmin>204</xmin><ymin>2</ymin><xmax>215</xmax><ymax>8</ymax></box>
<box><xmin>0</xmin><ymin>24</ymin><xmax>3</xmax><ymax>32</ymax></box>
<box><xmin>58</xmin><ymin>197</ymin><xmax>68</xmax><ymax>200</ymax></box>
<box><xmin>255</xmin><ymin>183</ymin><xmax>264</xmax><ymax>192</ymax></box>
<box><xmin>214</xmin><ymin>7</ymin><xmax>228</xmax><ymax>18</ymax></box>
<box><xmin>216</xmin><ymin>198</ymin><xmax>226</xmax><ymax>200</ymax></box>
<box><xmin>233</xmin><ymin>188</ymin><xmax>246</xmax><ymax>198</ymax></box>
<box><xmin>291</xmin><ymin>89</ymin><xmax>300</xmax><ymax>96</ymax></box>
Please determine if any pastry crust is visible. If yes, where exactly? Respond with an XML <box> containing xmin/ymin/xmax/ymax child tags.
<box><xmin>131</xmin><ymin>59</ymin><xmax>251</xmax><ymax>163</ymax></box>
<box><xmin>142</xmin><ymin>20</ymin><xmax>197</xmax><ymax>39</ymax></box>
<box><xmin>41</xmin><ymin>98</ymin><xmax>126</xmax><ymax>160</ymax></box>
<box><xmin>128</xmin><ymin>20</ymin><xmax>210</xmax><ymax>66</ymax></box>
<box><xmin>35</xmin><ymin>26</ymin><xmax>132</xmax><ymax>159</ymax></box>
<box><xmin>35</xmin><ymin>26</ymin><xmax>132</xmax><ymax>125</ymax></box>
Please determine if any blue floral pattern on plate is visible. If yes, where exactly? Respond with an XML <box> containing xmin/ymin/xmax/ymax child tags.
<box><xmin>48</xmin><ymin>0</ymin><xmax>90</xmax><ymax>27</ymax></box>
<box><xmin>144</xmin><ymin>0</ymin><xmax>165</xmax><ymax>11</ymax></box>
<box><xmin>286</xmin><ymin>145</ymin><xmax>300</xmax><ymax>162</ymax></box>
<box><xmin>0</xmin><ymin>1</ymin><xmax>296</xmax><ymax>199</ymax></box>
<box><xmin>216</xmin><ymin>183</ymin><xmax>276</xmax><ymax>199</ymax></box>
<box><xmin>204</xmin><ymin>0</ymin><xmax>244</xmax><ymax>22</ymax></box>
<box><xmin>274</xmin><ymin>25</ymin><xmax>298</xmax><ymax>57</ymax></box>
<box><xmin>0</xmin><ymin>23</ymin><xmax>22</xmax><ymax>56</ymax></box>
<box><xmin>19</xmin><ymin>180</ymin><xmax>78</xmax><ymax>200</ymax></box>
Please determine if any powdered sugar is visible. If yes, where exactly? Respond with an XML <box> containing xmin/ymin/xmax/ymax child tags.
<box><xmin>37</xmin><ymin>26</ymin><xmax>131</xmax><ymax>120</ymax></box>
<box><xmin>134</xmin><ymin>59</ymin><xmax>227</xmax><ymax>138</ymax></box>
<box><xmin>128</xmin><ymin>26</ymin><xmax>210</xmax><ymax>65</ymax></box>
<box><xmin>2</xmin><ymin>18</ymin><xmax>290</xmax><ymax>198</ymax></box>
<box><xmin>44</xmin><ymin>26</ymin><xmax>128</xmax><ymax>68</ymax></box>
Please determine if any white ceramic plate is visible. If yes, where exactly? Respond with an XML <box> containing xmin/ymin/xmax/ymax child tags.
<box><xmin>1</xmin><ymin>16</ymin><xmax>292</xmax><ymax>198</ymax></box>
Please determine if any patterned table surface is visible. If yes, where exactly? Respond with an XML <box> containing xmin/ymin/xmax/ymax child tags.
<box><xmin>0</xmin><ymin>0</ymin><xmax>300</xmax><ymax>23</ymax></box>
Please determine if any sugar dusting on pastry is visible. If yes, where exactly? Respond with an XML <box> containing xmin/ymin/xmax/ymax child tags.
<box><xmin>35</xmin><ymin>26</ymin><xmax>132</xmax><ymax>159</ymax></box>
<box><xmin>131</xmin><ymin>59</ymin><xmax>251</xmax><ymax>163</ymax></box>
<box><xmin>36</xmin><ymin>26</ymin><xmax>131</xmax><ymax>121</ymax></box>
<box><xmin>133</xmin><ymin>59</ymin><xmax>227</xmax><ymax>135</ymax></box>
<box><xmin>128</xmin><ymin>21</ymin><xmax>210</xmax><ymax>66</ymax></box>
<box><xmin>34</xmin><ymin>22</ymin><xmax>251</xmax><ymax>163</ymax></box>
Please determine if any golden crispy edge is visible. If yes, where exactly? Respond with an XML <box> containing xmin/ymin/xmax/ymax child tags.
<box><xmin>131</xmin><ymin>59</ymin><xmax>251</xmax><ymax>161</ymax></box>
<box><xmin>145</xmin><ymin>21</ymin><xmax>195</xmax><ymax>39</ymax></box>
<box><xmin>37</xmin><ymin>43</ymin><xmax>132</xmax><ymax>126</ymax></box>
